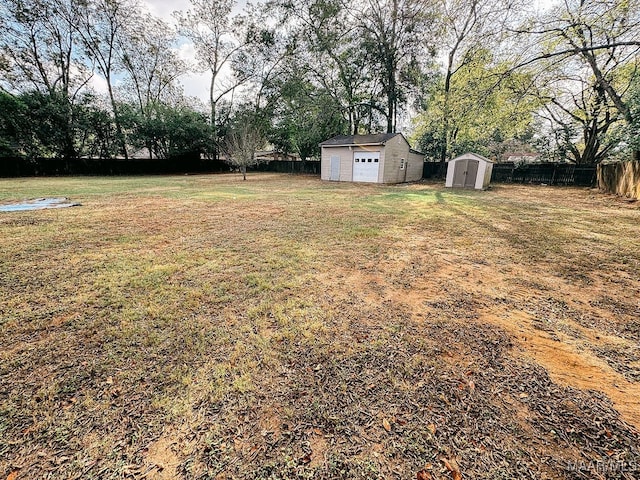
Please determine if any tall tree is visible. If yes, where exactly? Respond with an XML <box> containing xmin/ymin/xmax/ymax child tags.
<box><xmin>75</xmin><ymin>0</ymin><xmax>136</xmax><ymax>158</ymax></box>
<box><xmin>175</xmin><ymin>0</ymin><xmax>252</xmax><ymax>158</ymax></box>
<box><xmin>270</xmin><ymin>0</ymin><xmax>380</xmax><ymax>134</ymax></box>
<box><xmin>0</xmin><ymin>0</ymin><xmax>91</xmax><ymax>157</ymax></box>
<box><xmin>525</xmin><ymin>60</ymin><xmax>621</xmax><ymax>164</ymax></box>
<box><xmin>513</xmin><ymin>0</ymin><xmax>640</xmax><ymax>159</ymax></box>
<box><xmin>434</xmin><ymin>0</ymin><xmax>525</xmax><ymax>160</ymax></box>
<box><xmin>356</xmin><ymin>0</ymin><xmax>437</xmax><ymax>133</ymax></box>
<box><xmin>119</xmin><ymin>15</ymin><xmax>184</xmax><ymax>158</ymax></box>
<box><xmin>415</xmin><ymin>52</ymin><xmax>537</xmax><ymax>160</ymax></box>
<box><xmin>268</xmin><ymin>71</ymin><xmax>348</xmax><ymax>160</ymax></box>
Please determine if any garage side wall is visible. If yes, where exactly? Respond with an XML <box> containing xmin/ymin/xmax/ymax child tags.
<box><xmin>407</xmin><ymin>152</ymin><xmax>425</xmax><ymax>182</ymax></box>
<box><xmin>321</xmin><ymin>146</ymin><xmax>353</xmax><ymax>181</ymax></box>
<box><xmin>382</xmin><ymin>136</ymin><xmax>424</xmax><ymax>183</ymax></box>
<box><xmin>381</xmin><ymin>135</ymin><xmax>402</xmax><ymax>183</ymax></box>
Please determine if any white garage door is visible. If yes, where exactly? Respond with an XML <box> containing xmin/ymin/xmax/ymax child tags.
<box><xmin>353</xmin><ymin>152</ymin><xmax>380</xmax><ymax>182</ymax></box>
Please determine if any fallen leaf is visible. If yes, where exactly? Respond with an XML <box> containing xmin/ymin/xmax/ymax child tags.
<box><xmin>416</xmin><ymin>469</ymin><xmax>432</xmax><ymax>480</ymax></box>
<box><xmin>7</xmin><ymin>472</ymin><xmax>18</xmax><ymax>480</ymax></box>
<box><xmin>382</xmin><ymin>418</ymin><xmax>392</xmax><ymax>432</ymax></box>
<box><xmin>518</xmin><ymin>392</ymin><xmax>529</xmax><ymax>399</ymax></box>
<box><xmin>441</xmin><ymin>457</ymin><xmax>462</xmax><ymax>480</ymax></box>
<box><xmin>468</xmin><ymin>380</ymin><xmax>475</xmax><ymax>393</ymax></box>
<box><xmin>427</xmin><ymin>423</ymin><xmax>436</xmax><ymax>435</ymax></box>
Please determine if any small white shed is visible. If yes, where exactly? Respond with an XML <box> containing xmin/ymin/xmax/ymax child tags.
<box><xmin>445</xmin><ymin>152</ymin><xmax>494</xmax><ymax>190</ymax></box>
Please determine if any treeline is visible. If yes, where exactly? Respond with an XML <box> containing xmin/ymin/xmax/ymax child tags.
<box><xmin>0</xmin><ymin>0</ymin><xmax>639</xmax><ymax>166</ymax></box>
<box><xmin>0</xmin><ymin>91</ymin><xmax>210</xmax><ymax>160</ymax></box>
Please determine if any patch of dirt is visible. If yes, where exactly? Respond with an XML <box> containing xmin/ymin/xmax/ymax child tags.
<box><xmin>308</xmin><ymin>429</ymin><xmax>328</xmax><ymax>468</ymax></box>
<box><xmin>482</xmin><ymin>307</ymin><xmax>640</xmax><ymax>429</ymax></box>
<box><xmin>144</xmin><ymin>433</ymin><xmax>181</xmax><ymax>480</ymax></box>
<box><xmin>316</xmin><ymin>246</ymin><xmax>640</xmax><ymax>433</ymax></box>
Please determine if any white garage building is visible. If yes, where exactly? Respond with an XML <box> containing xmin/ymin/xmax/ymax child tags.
<box><xmin>320</xmin><ymin>133</ymin><xmax>424</xmax><ymax>184</ymax></box>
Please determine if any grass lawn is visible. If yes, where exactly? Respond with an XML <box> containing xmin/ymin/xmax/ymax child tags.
<box><xmin>1</xmin><ymin>173</ymin><xmax>639</xmax><ymax>479</ymax></box>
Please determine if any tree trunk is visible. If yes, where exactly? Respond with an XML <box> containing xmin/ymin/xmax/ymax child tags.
<box><xmin>440</xmin><ymin>54</ymin><xmax>454</xmax><ymax>163</ymax></box>
<box><xmin>210</xmin><ymin>70</ymin><xmax>218</xmax><ymax>161</ymax></box>
<box><xmin>386</xmin><ymin>86</ymin><xmax>395</xmax><ymax>133</ymax></box>
<box><xmin>107</xmin><ymin>81</ymin><xmax>128</xmax><ymax>160</ymax></box>
<box><xmin>241</xmin><ymin>165</ymin><xmax>246</xmax><ymax>180</ymax></box>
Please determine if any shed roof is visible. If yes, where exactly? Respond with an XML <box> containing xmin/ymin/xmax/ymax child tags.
<box><xmin>447</xmin><ymin>152</ymin><xmax>495</xmax><ymax>163</ymax></box>
<box><xmin>320</xmin><ymin>133</ymin><xmax>425</xmax><ymax>156</ymax></box>
<box><xmin>320</xmin><ymin>133</ymin><xmax>400</xmax><ymax>146</ymax></box>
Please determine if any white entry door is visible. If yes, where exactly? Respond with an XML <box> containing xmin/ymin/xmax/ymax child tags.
<box><xmin>353</xmin><ymin>152</ymin><xmax>380</xmax><ymax>182</ymax></box>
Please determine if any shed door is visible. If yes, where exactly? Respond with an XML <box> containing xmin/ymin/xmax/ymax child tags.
<box><xmin>330</xmin><ymin>155</ymin><xmax>340</xmax><ymax>181</ymax></box>
<box><xmin>452</xmin><ymin>160</ymin><xmax>467</xmax><ymax>187</ymax></box>
<box><xmin>353</xmin><ymin>152</ymin><xmax>380</xmax><ymax>182</ymax></box>
<box><xmin>465</xmin><ymin>160</ymin><xmax>479</xmax><ymax>188</ymax></box>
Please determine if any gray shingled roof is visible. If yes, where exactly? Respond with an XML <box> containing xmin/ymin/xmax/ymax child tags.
<box><xmin>319</xmin><ymin>133</ymin><xmax>401</xmax><ymax>146</ymax></box>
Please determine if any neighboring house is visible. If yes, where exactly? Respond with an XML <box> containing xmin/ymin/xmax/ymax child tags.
<box><xmin>445</xmin><ymin>152</ymin><xmax>494</xmax><ymax>190</ymax></box>
<box><xmin>503</xmin><ymin>152</ymin><xmax>541</xmax><ymax>164</ymax></box>
<box><xmin>254</xmin><ymin>150</ymin><xmax>300</xmax><ymax>162</ymax></box>
<box><xmin>128</xmin><ymin>147</ymin><xmax>157</xmax><ymax>159</ymax></box>
<box><xmin>320</xmin><ymin>133</ymin><xmax>424</xmax><ymax>184</ymax></box>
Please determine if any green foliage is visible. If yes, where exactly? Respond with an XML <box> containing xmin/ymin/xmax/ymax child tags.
<box><xmin>0</xmin><ymin>91</ymin><xmax>212</xmax><ymax>161</ymax></box>
<box><xmin>623</xmin><ymin>76</ymin><xmax>640</xmax><ymax>155</ymax></box>
<box><xmin>0</xmin><ymin>92</ymin><xmax>28</xmax><ymax>157</ymax></box>
<box><xmin>0</xmin><ymin>90</ymin><xmax>126</xmax><ymax>159</ymax></box>
<box><xmin>122</xmin><ymin>102</ymin><xmax>211</xmax><ymax>160</ymax></box>
<box><xmin>268</xmin><ymin>76</ymin><xmax>348</xmax><ymax>160</ymax></box>
<box><xmin>414</xmin><ymin>54</ymin><xmax>537</xmax><ymax>160</ymax></box>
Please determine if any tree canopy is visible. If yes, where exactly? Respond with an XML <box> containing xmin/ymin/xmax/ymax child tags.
<box><xmin>0</xmin><ymin>0</ymin><xmax>638</xmax><ymax>163</ymax></box>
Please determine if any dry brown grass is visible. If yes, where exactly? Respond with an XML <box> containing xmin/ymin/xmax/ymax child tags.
<box><xmin>1</xmin><ymin>173</ymin><xmax>639</xmax><ymax>479</ymax></box>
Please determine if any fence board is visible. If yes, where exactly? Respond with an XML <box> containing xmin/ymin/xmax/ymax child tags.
<box><xmin>597</xmin><ymin>161</ymin><xmax>640</xmax><ymax>199</ymax></box>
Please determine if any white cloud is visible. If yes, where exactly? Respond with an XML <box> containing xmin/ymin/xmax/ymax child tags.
<box><xmin>140</xmin><ymin>0</ymin><xmax>184</xmax><ymax>24</ymax></box>
<box><xmin>176</xmin><ymin>41</ymin><xmax>197</xmax><ymax>63</ymax></box>
<box><xmin>88</xmin><ymin>73</ymin><xmax>109</xmax><ymax>95</ymax></box>
<box><xmin>174</xmin><ymin>42</ymin><xmax>209</xmax><ymax>101</ymax></box>
<box><xmin>181</xmin><ymin>70</ymin><xmax>211</xmax><ymax>104</ymax></box>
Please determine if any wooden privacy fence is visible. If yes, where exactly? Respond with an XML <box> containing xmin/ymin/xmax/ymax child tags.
<box><xmin>423</xmin><ymin>161</ymin><xmax>597</xmax><ymax>187</ymax></box>
<box><xmin>0</xmin><ymin>157</ymin><xmax>320</xmax><ymax>177</ymax></box>
<box><xmin>422</xmin><ymin>162</ymin><xmax>447</xmax><ymax>179</ymax></box>
<box><xmin>491</xmin><ymin>163</ymin><xmax>597</xmax><ymax>186</ymax></box>
<box><xmin>0</xmin><ymin>157</ymin><xmax>229</xmax><ymax>176</ymax></box>
<box><xmin>251</xmin><ymin>160</ymin><xmax>321</xmax><ymax>174</ymax></box>
<box><xmin>597</xmin><ymin>161</ymin><xmax>640</xmax><ymax>199</ymax></box>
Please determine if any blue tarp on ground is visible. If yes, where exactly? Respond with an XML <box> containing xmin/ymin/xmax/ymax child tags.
<box><xmin>0</xmin><ymin>198</ymin><xmax>80</xmax><ymax>212</ymax></box>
